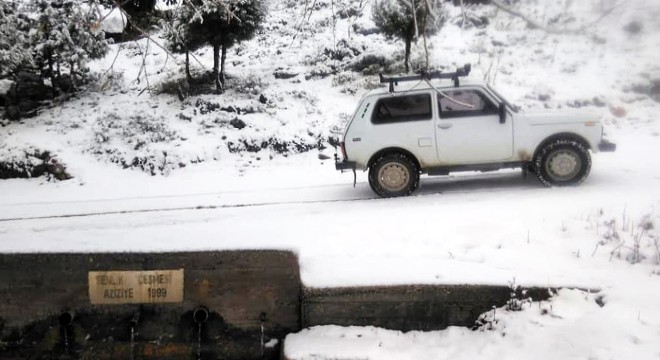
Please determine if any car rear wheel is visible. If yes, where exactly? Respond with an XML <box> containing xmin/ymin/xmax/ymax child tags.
<box><xmin>534</xmin><ymin>139</ymin><xmax>591</xmax><ymax>186</ymax></box>
<box><xmin>368</xmin><ymin>153</ymin><xmax>419</xmax><ymax>197</ymax></box>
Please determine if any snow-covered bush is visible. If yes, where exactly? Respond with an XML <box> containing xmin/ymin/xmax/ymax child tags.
<box><xmin>472</xmin><ymin>279</ymin><xmax>533</xmax><ymax>332</ymax></box>
<box><xmin>3</xmin><ymin>0</ymin><xmax>110</xmax><ymax>120</ymax></box>
<box><xmin>0</xmin><ymin>147</ymin><xmax>46</xmax><ymax>179</ymax></box>
<box><xmin>349</xmin><ymin>52</ymin><xmax>397</xmax><ymax>75</ymax></box>
<box><xmin>0</xmin><ymin>2</ymin><xmax>33</xmax><ymax>76</ymax></box>
<box><xmin>0</xmin><ymin>146</ymin><xmax>71</xmax><ymax>180</ymax></box>
<box><xmin>472</xmin><ymin>306</ymin><xmax>499</xmax><ymax>331</ymax></box>
<box><xmin>89</xmin><ymin>112</ymin><xmax>184</xmax><ymax>175</ymax></box>
<box><xmin>505</xmin><ymin>279</ymin><xmax>532</xmax><ymax>311</ymax></box>
<box><xmin>233</xmin><ymin>74</ymin><xmax>268</xmax><ymax>95</ymax></box>
<box><xmin>28</xmin><ymin>0</ymin><xmax>109</xmax><ymax>82</ymax></box>
<box><xmin>226</xmin><ymin>134</ymin><xmax>324</xmax><ymax>155</ymax></box>
<box><xmin>301</xmin><ymin>37</ymin><xmax>365</xmax><ymax>76</ymax></box>
<box><xmin>331</xmin><ymin>71</ymin><xmax>381</xmax><ymax>95</ymax></box>
<box><xmin>332</xmin><ymin>71</ymin><xmax>357</xmax><ymax>87</ymax></box>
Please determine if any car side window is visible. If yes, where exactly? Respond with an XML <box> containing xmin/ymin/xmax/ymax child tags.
<box><xmin>438</xmin><ymin>90</ymin><xmax>497</xmax><ymax>119</ymax></box>
<box><xmin>372</xmin><ymin>94</ymin><xmax>432</xmax><ymax>124</ymax></box>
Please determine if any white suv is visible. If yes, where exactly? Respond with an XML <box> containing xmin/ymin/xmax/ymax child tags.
<box><xmin>335</xmin><ymin>65</ymin><xmax>616</xmax><ymax>197</ymax></box>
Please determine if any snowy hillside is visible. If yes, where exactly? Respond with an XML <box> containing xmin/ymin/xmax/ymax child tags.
<box><xmin>2</xmin><ymin>0</ymin><xmax>659</xmax><ymax>178</ymax></box>
<box><xmin>1</xmin><ymin>0</ymin><xmax>660</xmax><ymax>359</ymax></box>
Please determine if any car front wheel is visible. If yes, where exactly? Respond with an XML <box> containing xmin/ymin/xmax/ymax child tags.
<box><xmin>534</xmin><ymin>139</ymin><xmax>591</xmax><ymax>186</ymax></box>
<box><xmin>368</xmin><ymin>153</ymin><xmax>420</xmax><ymax>197</ymax></box>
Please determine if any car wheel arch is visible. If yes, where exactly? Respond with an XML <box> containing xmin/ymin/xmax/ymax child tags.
<box><xmin>367</xmin><ymin>147</ymin><xmax>422</xmax><ymax>171</ymax></box>
<box><xmin>532</xmin><ymin>133</ymin><xmax>591</xmax><ymax>161</ymax></box>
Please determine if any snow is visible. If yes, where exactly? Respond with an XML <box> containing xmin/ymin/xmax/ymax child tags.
<box><xmin>284</xmin><ymin>289</ymin><xmax>660</xmax><ymax>360</ymax></box>
<box><xmin>100</xmin><ymin>6</ymin><xmax>127</xmax><ymax>34</ymax></box>
<box><xmin>1</xmin><ymin>0</ymin><xmax>660</xmax><ymax>358</ymax></box>
<box><xmin>0</xmin><ymin>79</ymin><xmax>12</xmax><ymax>95</ymax></box>
<box><xmin>1</xmin><ymin>132</ymin><xmax>658</xmax><ymax>288</ymax></box>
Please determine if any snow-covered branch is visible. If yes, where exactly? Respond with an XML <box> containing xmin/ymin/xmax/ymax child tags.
<box><xmin>490</xmin><ymin>0</ymin><xmax>622</xmax><ymax>35</ymax></box>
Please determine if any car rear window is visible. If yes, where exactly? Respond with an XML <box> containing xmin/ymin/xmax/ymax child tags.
<box><xmin>372</xmin><ymin>94</ymin><xmax>432</xmax><ymax>124</ymax></box>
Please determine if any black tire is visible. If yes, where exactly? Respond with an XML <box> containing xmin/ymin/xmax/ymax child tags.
<box><xmin>368</xmin><ymin>152</ymin><xmax>420</xmax><ymax>197</ymax></box>
<box><xmin>534</xmin><ymin>139</ymin><xmax>591</xmax><ymax>186</ymax></box>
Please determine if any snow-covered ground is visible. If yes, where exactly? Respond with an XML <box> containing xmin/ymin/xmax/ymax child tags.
<box><xmin>285</xmin><ymin>287</ymin><xmax>660</xmax><ymax>360</ymax></box>
<box><xmin>1</xmin><ymin>0</ymin><xmax>660</xmax><ymax>359</ymax></box>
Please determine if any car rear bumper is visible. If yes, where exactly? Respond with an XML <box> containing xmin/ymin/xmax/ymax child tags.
<box><xmin>335</xmin><ymin>160</ymin><xmax>357</xmax><ymax>171</ymax></box>
<box><xmin>598</xmin><ymin>140</ymin><xmax>616</xmax><ymax>152</ymax></box>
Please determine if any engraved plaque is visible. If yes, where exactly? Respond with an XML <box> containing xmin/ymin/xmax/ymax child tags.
<box><xmin>88</xmin><ymin>269</ymin><xmax>184</xmax><ymax>305</ymax></box>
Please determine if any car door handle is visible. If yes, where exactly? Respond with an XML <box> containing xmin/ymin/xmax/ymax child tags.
<box><xmin>437</xmin><ymin>123</ymin><xmax>453</xmax><ymax>129</ymax></box>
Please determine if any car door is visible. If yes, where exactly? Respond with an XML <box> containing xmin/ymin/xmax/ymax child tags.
<box><xmin>434</xmin><ymin>88</ymin><xmax>513</xmax><ymax>164</ymax></box>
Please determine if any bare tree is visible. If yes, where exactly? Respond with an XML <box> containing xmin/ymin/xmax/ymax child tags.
<box><xmin>490</xmin><ymin>0</ymin><xmax>622</xmax><ymax>35</ymax></box>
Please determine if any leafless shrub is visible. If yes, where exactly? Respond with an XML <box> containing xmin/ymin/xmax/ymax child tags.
<box><xmin>506</xmin><ymin>278</ymin><xmax>532</xmax><ymax>311</ymax></box>
<box><xmin>599</xmin><ymin>211</ymin><xmax>657</xmax><ymax>265</ymax></box>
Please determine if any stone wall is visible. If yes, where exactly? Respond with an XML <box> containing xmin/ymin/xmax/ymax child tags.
<box><xmin>0</xmin><ymin>250</ymin><xmax>301</xmax><ymax>359</ymax></box>
<box><xmin>302</xmin><ymin>285</ymin><xmax>551</xmax><ymax>332</ymax></box>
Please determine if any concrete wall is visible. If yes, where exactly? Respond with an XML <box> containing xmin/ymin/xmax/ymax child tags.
<box><xmin>0</xmin><ymin>250</ymin><xmax>301</xmax><ymax>359</ymax></box>
<box><xmin>302</xmin><ymin>285</ymin><xmax>551</xmax><ymax>332</ymax></box>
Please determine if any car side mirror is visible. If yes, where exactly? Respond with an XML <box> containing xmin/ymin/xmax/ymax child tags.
<box><xmin>498</xmin><ymin>103</ymin><xmax>506</xmax><ymax>124</ymax></box>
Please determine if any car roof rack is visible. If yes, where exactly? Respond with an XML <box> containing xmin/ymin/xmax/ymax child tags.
<box><xmin>379</xmin><ymin>64</ymin><xmax>471</xmax><ymax>92</ymax></box>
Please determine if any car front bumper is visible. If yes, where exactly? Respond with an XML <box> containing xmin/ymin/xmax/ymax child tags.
<box><xmin>598</xmin><ymin>140</ymin><xmax>616</xmax><ymax>152</ymax></box>
<box><xmin>335</xmin><ymin>160</ymin><xmax>357</xmax><ymax>171</ymax></box>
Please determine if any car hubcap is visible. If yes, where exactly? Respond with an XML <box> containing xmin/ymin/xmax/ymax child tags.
<box><xmin>378</xmin><ymin>162</ymin><xmax>410</xmax><ymax>192</ymax></box>
<box><xmin>546</xmin><ymin>150</ymin><xmax>581</xmax><ymax>181</ymax></box>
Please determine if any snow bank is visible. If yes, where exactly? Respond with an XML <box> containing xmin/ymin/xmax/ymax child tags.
<box><xmin>285</xmin><ymin>288</ymin><xmax>660</xmax><ymax>360</ymax></box>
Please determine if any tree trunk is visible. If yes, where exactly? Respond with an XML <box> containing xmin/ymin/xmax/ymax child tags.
<box><xmin>422</xmin><ymin>3</ymin><xmax>429</xmax><ymax>71</ymax></box>
<box><xmin>410</xmin><ymin>0</ymin><xmax>418</xmax><ymax>40</ymax></box>
<box><xmin>47</xmin><ymin>52</ymin><xmax>53</xmax><ymax>80</ymax></box>
<box><xmin>70</xmin><ymin>61</ymin><xmax>76</xmax><ymax>89</ymax></box>
<box><xmin>213</xmin><ymin>43</ymin><xmax>221</xmax><ymax>92</ymax></box>
<box><xmin>185</xmin><ymin>51</ymin><xmax>191</xmax><ymax>84</ymax></box>
<box><xmin>220</xmin><ymin>41</ymin><xmax>227</xmax><ymax>92</ymax></box>
<box><xmin>405</xmin><ymin>36</ymin><xmax>412</xmax><ymax>73</ymax></box>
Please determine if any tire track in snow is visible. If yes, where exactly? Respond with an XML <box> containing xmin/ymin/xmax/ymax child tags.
<box><xmin>0</xmin><ymin>196</ymin><xmax>378</xmax><ymax>222</ymax></box>
<box><xmin>0</xmin><ymin>184</ymin><xmax>541</xmax><ymax>223</ymax></box>
<box><xmin>0</xmin><ymin>171</ymin><xmax>539</xmax><ymax>222</ymax></box>
<box><xmin>0</xmin><ymin>182</ymin><xmax>357</xmax><ymax>207</ymax></box>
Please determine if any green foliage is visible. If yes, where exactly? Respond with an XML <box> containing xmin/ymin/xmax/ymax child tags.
<box><xmin>162</xmin><ymin>1</ymin><xmax>207</xmax><ymax>56</ymax></box>
<box><xmin>191</xmin><ymin>0</ymin><xmax>265</xmax><ymax>48</ymax></box>
<box><xmin>373</xmin><ymin>0</ymin><xmax>445</xmax><ymax>40</ymax></box>
<box><xmin>0</xmin><ymin>2</ymin><xmax>33</xmax><ymax>76</ymax></box>
<box><xmin>163</xmin><ymin>0</ymin><xmax>266</xmax><ymax>92</ymax></box>
<box><xmin>114</xmin><ymin>0</ymin><xmax>177</xmax><ymax>15</ymax></box>
<box><xmin>29</xmin><ymin>0</ymin><xmax>109</xmax><ymax>79</ymax></box>
<box><xmin>164</xmin><ymin>0</ymin><xmax>267</xmax><ymax>55</ymax></box>
<box><xmin>372</xmin><ymin>0</ymin><xmax>445</xmax><ymax>72</ymax></box>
